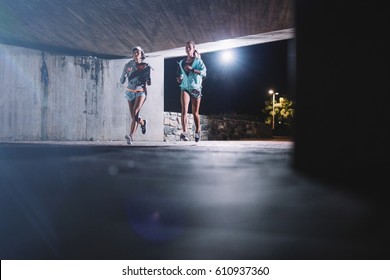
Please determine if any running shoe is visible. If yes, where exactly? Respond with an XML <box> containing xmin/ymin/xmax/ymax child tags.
<box><xmin>180</xmin><ymin>133</ymin><xmax>189</xmax><ymax>141</ymax></box>
<box><xmin>125</xmin><ymin>134</ymin><xmax>133</xmax><ymax>145</ymax></box>
<box><xmin>141</xmin><ymin>119</ymin><xmax>147</xmax><ymax>134</ymax></box>
<box><xmin>195</xmin><ymin>132</ymin><xmax>201</xmax><ymax>142</ymax></box>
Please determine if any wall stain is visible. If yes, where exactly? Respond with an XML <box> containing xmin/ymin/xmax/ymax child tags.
<box><xmin>60</xmin><ymin>56</ymin><xmax>66</xmax><ymax>70</ymax></box>
<box><xmin>91</xmin><ymin>58</ymin><xmax>104</xmax><ymax>85</ymax></box>
<box><xmin>40</xmin><ymin>51</ymin><xmax>49</xmax><ymax>140</ymax></box>
<box><xmin>74</xmin><ymin>56</ymin><xmax>106</xmax><ymax>139</ymax></box>
<box><xmin>41</xmin><ymin>52</ymin><xmax>49</xmax><ymax>86</ymax></box>
<box><xmin>75</xmin><ymin>56</ymin><xmax>104</xmax><ymax>85</ymax></box>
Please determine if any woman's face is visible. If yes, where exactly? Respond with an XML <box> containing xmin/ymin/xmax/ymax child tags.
<box><xmin>185</xmin><ymin>43</ymin><xmax>194</xmax><ymax>56</ymax></box>
<box><xmin>133</xmin><ymin>49</ymin><xmax>142</xmax><ymax>60</ymax></box>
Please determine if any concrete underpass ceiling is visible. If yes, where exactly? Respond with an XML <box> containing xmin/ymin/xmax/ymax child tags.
<box><xmin>0</xmin><ymin>0</ymin><xmax>295</xmax><ymax>58</ymax></box>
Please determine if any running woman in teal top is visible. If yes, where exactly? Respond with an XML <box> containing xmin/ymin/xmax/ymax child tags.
<box><xmin>176</xmin><ymin>40</ymin><xmax>207</xmax><ymax>142</ymax></box>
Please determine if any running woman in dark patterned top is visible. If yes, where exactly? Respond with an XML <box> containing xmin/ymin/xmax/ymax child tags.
<box><xmin>120</xmin><ymin>46</ymin><xmax>151</xmax><ymax>145</ymax></box>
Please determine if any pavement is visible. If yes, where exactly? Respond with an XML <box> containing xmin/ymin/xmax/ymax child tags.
<box><xmin>1</xmin><ymin>139</ymin><xmax>389</xmax><ymax>260</ymax></box>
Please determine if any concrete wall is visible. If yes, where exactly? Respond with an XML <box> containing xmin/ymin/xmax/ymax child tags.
<box><xmin>0</xmin><ymin>44</ymin><xmax>164</xmax><ymax>141</ymax></box>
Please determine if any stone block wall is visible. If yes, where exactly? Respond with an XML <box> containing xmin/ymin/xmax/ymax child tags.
<box><xmin>164</xmin><ymin>112</ymin><xmax>272</xmax><ymax>141</ymax></box>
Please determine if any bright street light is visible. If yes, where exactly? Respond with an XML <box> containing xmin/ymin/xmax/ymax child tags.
<box><xmin>268</xmin><ymin>90</ymin><xmax>279</xmax><ymax>130</ymax></box>
<box><xmin>220</xmin><ymin>50</ymin><xmax>234</xmax><ymax>63</ymax></box>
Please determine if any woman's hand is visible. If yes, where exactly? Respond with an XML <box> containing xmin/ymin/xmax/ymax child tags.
<box><xmin>184</xmin><ymin>65</ymin><xmax>193</xmax><ymax>72</ymax></box>
<box><xmin>125</xmin><ymin>67</ymin><xmax>132</xmax><ymax>77</ymax></box>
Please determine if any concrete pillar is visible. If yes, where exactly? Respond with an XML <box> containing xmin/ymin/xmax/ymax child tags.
<box><xmin>0</xmin><ymin>44</ymin><xmax>165</xmax><ymax>142</ymax></box>
<box><xmin>294</xmin><ymin>1</ymin><xmax>389</xmax><ymax>188</ymax></box>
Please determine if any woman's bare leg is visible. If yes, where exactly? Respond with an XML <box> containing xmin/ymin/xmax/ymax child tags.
<box><xmin>191</xmin><ymin>97</ymin><xmax>201</xmax><ymax>133</ymax></box>
<box><xmin>128</xmin><ymin>100</ymin><xmax>136</xmax><ymax>136</ymax></box>
<box><xmin>180</xmin><ymin>91</ymin><xmax>190</xmax><ymax>133</ymax></box>
<box><xmin>130</xmin><ymin>95</ymin><xmax>146</xmax><ymax>135</ymax></box>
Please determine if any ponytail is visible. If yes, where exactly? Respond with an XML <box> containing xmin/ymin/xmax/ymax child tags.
<box><xmin>194</xmin><ymin>49</ymin><xmax>201</xmax><ymax>59</ymax></box>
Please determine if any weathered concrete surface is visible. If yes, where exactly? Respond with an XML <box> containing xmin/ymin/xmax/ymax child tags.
<box><xmin>0</xmin><ymin>44</ymin><xmax>164</xmax><ymax>142</ymax></box>
<box><xmin>0</xmin><ymin>0</ymin><xmax>294</xmax><ymax>57</ymax></box>
<box><xmin>1</xmin><ymin>140</ymin><xmax>388</xmax><ymax>260</ymax></box>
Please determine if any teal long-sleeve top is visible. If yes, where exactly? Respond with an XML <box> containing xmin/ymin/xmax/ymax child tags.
<box><xmin>177</xmin><ymin>57</ymin><xmax>207</xmax><ymax>92</ymax></box>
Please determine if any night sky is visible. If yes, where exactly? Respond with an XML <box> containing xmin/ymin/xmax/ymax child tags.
<box><xmin>164</xmin><ymin>39</ymin><xmax>294</xmax><ymax>122</ymax></box>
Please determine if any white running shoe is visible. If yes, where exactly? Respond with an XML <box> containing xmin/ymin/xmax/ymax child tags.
<box><xmin>125</xmin><ymin>134</ymin><xmax>133</xmax><ymax>145</ymax></box>
<box><xmin>180</xmin><ymin>133</ymin><xmax>189</xmax><ymax>141</ymax></box>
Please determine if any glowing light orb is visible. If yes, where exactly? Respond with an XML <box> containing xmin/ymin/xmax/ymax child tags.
<box><xmin>220</xmin><ymin>50</ymin><xmax>234</xmax><ymax>63</ymax></box>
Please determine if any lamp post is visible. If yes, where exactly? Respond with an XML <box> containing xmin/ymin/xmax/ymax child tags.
<box><xmin>268</xmin><ymin>90</ymin><xmax>279</xmax><ymax>130</ymax></box>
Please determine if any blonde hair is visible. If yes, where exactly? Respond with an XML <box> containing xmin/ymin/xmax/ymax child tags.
<box><xmin>186</xmin><ymin>40</ymin><xmax>200</xmax><ymax>58</ymax></box>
